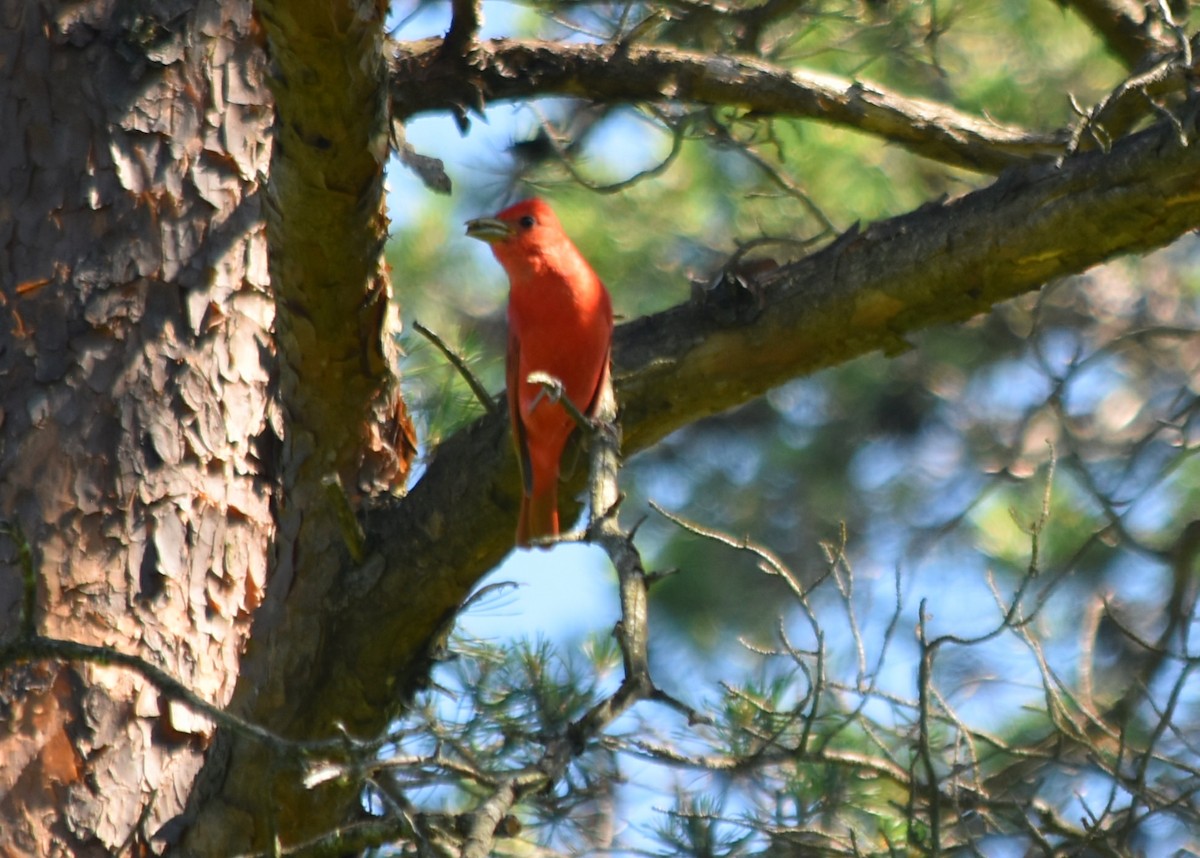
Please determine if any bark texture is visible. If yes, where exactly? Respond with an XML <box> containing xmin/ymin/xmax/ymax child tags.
<box><xmin>177</xmin><ymin>0</ymin><xmax>411</xmax><ymax>853</ymax></box>
<box><xmin>0</xmin><ymin>1</ymin><xmax>274</xmax><ymax>855</ymax></box>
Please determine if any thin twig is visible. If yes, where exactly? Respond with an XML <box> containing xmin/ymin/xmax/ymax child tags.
<box><xmin>530</xmin><ymin>103</ymin><xmax>687</xmax><ymax>195</ymax></box>
<box><xmin>413</xmin><ymin>320</ymin><xmax>499</xmax><ymax>414</ymax></box>
<box><xmin>451</xmin><ymin>365</ymin><xmax>706</xmax><ymax>856</ymax></box>
<box><xmin>916</xmin><ymin>601</ymin><xmax>943</xmax><ymax>857</ymax></box>
<box><xmin>0</xmin><ymin>635</ymin><xmax>349</xmax><ymax>760</ymax></box>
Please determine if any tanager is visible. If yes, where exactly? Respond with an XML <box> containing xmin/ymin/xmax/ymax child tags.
<box><xmin>466</xmin><ymin>198</ymin><xmax>614</xmax><ymax>547</ymax></box>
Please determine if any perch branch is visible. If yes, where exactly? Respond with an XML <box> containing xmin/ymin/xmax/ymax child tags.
<box><xmin>391</xmin><ymin>40</ymin><xmax>1067</xmax><ymax>173</ymax></box>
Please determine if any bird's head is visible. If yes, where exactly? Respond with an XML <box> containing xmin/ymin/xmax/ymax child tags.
<box><xmin>465</xmin><ymin>198</ymin><xmax>568</xmax><ymax>276</ymax></box>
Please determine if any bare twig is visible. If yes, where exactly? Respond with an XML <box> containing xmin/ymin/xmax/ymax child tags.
<box><xmin>705</xmin><ymin>109</ymin><xmax>839</xmax><ymax>235</ymax></box>
<box><xmin>414</xmin><ymin>320</ymin><xmax>499</xmax><ymax>414</ymax></box>
<box><xmin>444</xmin><ymin>366</ymin><xmax>709</xmax><ymax>857</ymax></box>
<box><xmin>649</xmin><ymin>501</ymin><xmax>817</xmax><ymax>602</ymax></box>
<box><xmin>528</xmin><ymin>103</ymin><xmax>687</xmax><ymax>194</ymax></box>
<box><xmin>916</xmin><ymin>601</ymin><xmax>943</xmax><ymax>856</ymax></box>
<box><xmin>0</xmin><ymin>635</ymin><xmax>347</xmax><ymax>760</ymax></box>
<box><xmin>1064</xmin><ymin>46</ymin><xmax>1196</xmax><ymax>158</ymax></box>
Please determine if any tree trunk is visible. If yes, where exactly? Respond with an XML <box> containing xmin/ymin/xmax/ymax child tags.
<box><xmin>0</xmin><ymin>1</ymin><xmax>275</xmax><ymax>853</ymax></box>
<box><xmin>176</xmin><ymin>0</ymin><xmax>408</xmax><ymax>850</ymax></box>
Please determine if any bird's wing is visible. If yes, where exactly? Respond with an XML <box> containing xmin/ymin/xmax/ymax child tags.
<box><xmin>507</xmin><ymin>328</ymin><xmax>534</xmax><ymax>495</ymax></box>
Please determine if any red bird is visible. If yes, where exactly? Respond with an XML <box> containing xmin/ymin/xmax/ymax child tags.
<box><xmin>466</xmin><ymin>198</ymin><xmax>614</xmax><ymax>547</ymax></box>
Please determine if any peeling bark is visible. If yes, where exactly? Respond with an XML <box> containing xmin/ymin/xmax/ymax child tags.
<box><xmin>177</xmin><ymin>0</ymin><xmax>413</xmax><ymax>853</ymax></box>
<box><xmin>0</xmin><ymin>1</ymin><xmax>274</xmax><ymax>855</ymax></box>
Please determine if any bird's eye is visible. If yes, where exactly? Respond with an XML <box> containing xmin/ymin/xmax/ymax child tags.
<box><xmin>518</xmin><ymin>215</ymin><xmax>536</xmax><ymax>229</ymax></box>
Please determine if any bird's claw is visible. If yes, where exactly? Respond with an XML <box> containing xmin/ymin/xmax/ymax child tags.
<box><xmin>526</xmin><ymin>371</ymin><xmax>565</xmax><ymax>411</ymax></box>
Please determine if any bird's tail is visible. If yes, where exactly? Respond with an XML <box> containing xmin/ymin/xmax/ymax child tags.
<box><xmin>517</xmin><ymin>485</ymin><xmax>559</xmax><ymax>548</ymax></box>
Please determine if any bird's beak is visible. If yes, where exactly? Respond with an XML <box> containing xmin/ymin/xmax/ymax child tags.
<box><xmin>465</xmin><ymin>217</ymin><xmax>514</xmax><ymax>244</ymax></box>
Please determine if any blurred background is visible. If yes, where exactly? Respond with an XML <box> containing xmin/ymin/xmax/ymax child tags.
<box><xmin>378</xmin><ymin>1</ymin><xmax>1200</xmax><ymax>854</ymax></box>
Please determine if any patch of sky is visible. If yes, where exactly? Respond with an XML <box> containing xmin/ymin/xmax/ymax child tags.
<box><xmin>849</xmin><ymin>436</ymin><xmax>908</xmax><ymax>492</ymax></box>
<box><xmin>1060</xmin><ymin>351</ymin><xmax>1128</xmax><ymax>419</ymax></box>
<box><xmin>1033</xmin><ymin>326</ymin><xmax>1085</xmax><ymax>377</ymax></box>
<box><xmin>767</xmin><ymin>377</ymin><xmax>830</xmax><ymax>428</ymax></box>
<box><xmin>454</xmin><ymin>542</ymin><xmax>616</xmax><ymax>645</ymax></box>
<box><xmin>964</xmin><ymin>355</ymin><xmax>1054</xmax><ymax>422</ymax></box>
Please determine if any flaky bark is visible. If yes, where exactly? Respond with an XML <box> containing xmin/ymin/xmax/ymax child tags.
<box><xmin>178</xmin><ymin>0</ymin><xmax>410</xmax><ymax>853</ymax></box>
<box><xmin>0</xmin><ymin>1</ymin><xmax>273</xmax><ymax>854</ymax></box>
<box><xmin>0</xmin><ymin>1</ymin><xmax>408</xmax><ymax>854</ymax></box>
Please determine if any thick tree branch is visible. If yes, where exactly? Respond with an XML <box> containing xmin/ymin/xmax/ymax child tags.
<box><xmin>245</xmin><ymin>372</ymin><xmax>686</xmax><ymax>858</ymax></box>
<box><xmin>390</xmin><ymin>39</ymin><xmax>1067</xmax><ymax>173</ymax></box>
<box><xmin>1062</xmin><ymin>0</ymin><xmax>1174</xmax><ymax>68</ymax></box>
<box><xmin>182</xmin><ymin>0</ymin><xmax>405</xmax><ymax>853</ymax></box>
